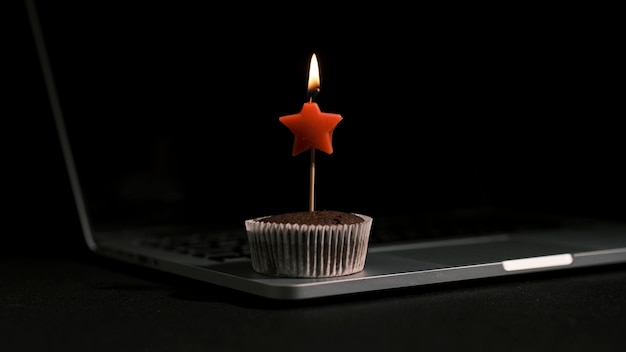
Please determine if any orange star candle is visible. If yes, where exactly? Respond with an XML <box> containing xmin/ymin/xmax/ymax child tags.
<box><xmin>279</xmin><ymin>53</ymin><xmax>343</xmax><ymax>211</ymax></box>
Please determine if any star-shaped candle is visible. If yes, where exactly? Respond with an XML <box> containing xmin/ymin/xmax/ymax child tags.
<box><xmin>279</xmin><ymin>53</ymin><xmax>343</xmax><ymax>211</ymax></box>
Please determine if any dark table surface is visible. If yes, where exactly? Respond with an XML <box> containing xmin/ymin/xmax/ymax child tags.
<box><xmin>3</xmin><ymin>242</ymin><xmax>626</xmax><ymax>352</ymax></box>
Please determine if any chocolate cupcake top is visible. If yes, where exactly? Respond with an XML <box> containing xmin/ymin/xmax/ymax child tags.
<box><xmin>260</xmin><ymin>210</ymin><xmax>364</xmax><ymax>226</ymax></box>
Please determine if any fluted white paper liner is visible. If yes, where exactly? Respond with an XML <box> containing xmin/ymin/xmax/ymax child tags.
<box><xmin>245</xmin><ymin>214</ymin><xmax>373</xmax><ymax>278</ymax></box>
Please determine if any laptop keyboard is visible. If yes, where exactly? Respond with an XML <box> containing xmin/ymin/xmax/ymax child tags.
<box><xmin>138</xmin><ymin>209</ymin><xmax>573</xmax><ymax>263</ymax></box>
<box><xmin>368</xmin><ymin>210</ymin><xmax>568</xmax><ymax>245</ymax></box>
<box><xmin>139</xmin><ymin>231</ymin><xmax>251</xmax><ymax>263</ymax></box>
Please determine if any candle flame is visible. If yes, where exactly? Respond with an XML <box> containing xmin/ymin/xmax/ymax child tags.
<box><xmin>307</xmin><ymin>53</ymin><xmax>320</xmax><ymax>100</ymax></box>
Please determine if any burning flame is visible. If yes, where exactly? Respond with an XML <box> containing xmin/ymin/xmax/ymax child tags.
<box><xmin>307</xmin><ymin>53</ymin><xmax>320</xmax><ymax>99</ymax></box>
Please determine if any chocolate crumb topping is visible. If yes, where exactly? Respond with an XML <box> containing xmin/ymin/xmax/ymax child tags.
<box><xmin>260</xmin><ymin>210</ymin><xmax>364</xmax><ymax>226</ymax></box>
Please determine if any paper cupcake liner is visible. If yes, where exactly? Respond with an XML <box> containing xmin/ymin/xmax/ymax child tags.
<box><xmin>245</xmin><ymin>214</ymin><xmax>372</xmax><ymax>278</ymax></box>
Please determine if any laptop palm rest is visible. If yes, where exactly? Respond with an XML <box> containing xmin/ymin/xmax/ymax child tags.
<box><xmin>208</xmin><ymin>235</ymin><xmax>586</xmax><ymax>279</ymax></box>
<box><xmin>379</xmin><ymin>237</ymin><xmax>583</xmax><ymax>267</ymax></box>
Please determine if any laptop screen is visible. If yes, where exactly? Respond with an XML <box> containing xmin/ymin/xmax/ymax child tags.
<box><xmin>33</xmin><ymin>2</ymin><xmax>625</xmax><ymax>235</ymax></box>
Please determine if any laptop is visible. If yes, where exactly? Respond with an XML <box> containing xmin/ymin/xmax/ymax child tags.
<box><xmin>26</xmin><ymin>0</ymin><xmax>626</xmax><ymax>300</ymax></box>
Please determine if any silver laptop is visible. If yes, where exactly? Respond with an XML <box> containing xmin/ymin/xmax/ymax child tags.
<box><xmin>26</xmin><ymin>0</ymin><xmax>626</xmax><ymax>300</ymax></box>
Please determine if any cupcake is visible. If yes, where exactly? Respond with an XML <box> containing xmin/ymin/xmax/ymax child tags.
<box><xmin>246</xmin><ymin>53</ymin><xmax>373</xmax><ymax>277</ymax></box>
<box><xmin>245</xmin><ymin>210</ymin><xmax>373</xmax><ymax>278</ymax></box>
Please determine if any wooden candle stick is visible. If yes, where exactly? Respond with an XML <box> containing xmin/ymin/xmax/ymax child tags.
<box><xmin>279</xmin><ymin>53</ymin><xmax>343</xmax><ymax>212</ymax></box>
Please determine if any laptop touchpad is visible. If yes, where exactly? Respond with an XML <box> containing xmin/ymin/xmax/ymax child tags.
<box><xmin>386</xmin><ymin>238</ymin><xmax>588</xmax><ymax>267</ymax></box>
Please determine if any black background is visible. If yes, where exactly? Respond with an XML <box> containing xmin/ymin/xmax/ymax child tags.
<box><xmin>13</xmin><ymin>1</ymin><xmax>626</xmax><ymax>246</ymax></box>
